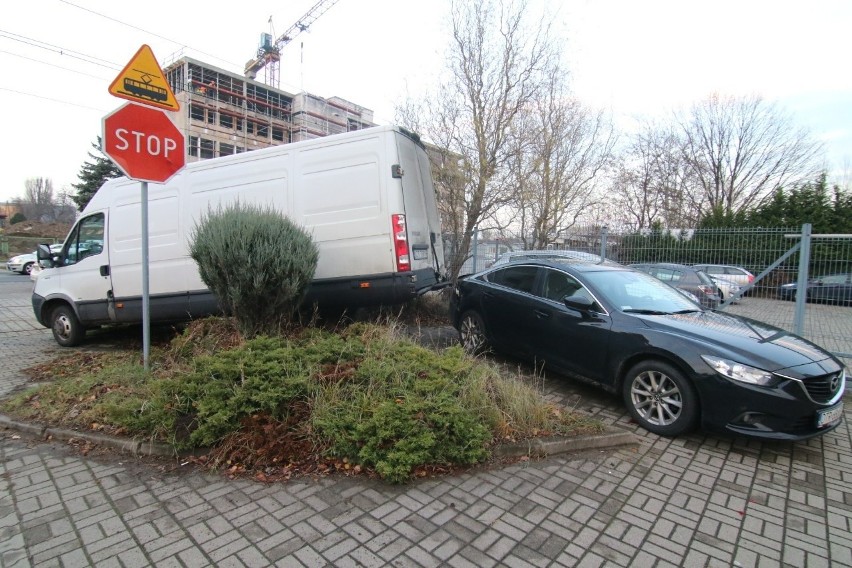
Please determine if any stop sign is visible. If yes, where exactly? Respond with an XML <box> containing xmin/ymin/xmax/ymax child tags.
<box><xmin>102</xmin><ymin>102</ymin><xmax>185</xmax><ymax>183</ymax></box>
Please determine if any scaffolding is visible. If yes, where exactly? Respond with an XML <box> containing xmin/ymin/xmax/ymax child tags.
<box><xmin>164</xmin><ymin>57</ymin><xmax>375</xmax><ymax>160</ymax></box>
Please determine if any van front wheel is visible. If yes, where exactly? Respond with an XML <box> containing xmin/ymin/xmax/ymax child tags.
<box><xmin>51</xmin><ymin>305</ymin><xmax>85</xmax><ymax>347</ymax></box>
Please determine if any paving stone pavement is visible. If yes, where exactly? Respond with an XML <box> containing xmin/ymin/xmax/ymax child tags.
<box><xmin>1</xmin><ymin>282</ymin><xmax>851</xmax><ymax>567</ymax></box>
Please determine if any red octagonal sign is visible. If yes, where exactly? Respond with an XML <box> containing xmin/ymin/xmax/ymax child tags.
<box><xmin>102</xmin><ymin>102</ymin><xmax>185</xmax><ymax>184</ymax></box>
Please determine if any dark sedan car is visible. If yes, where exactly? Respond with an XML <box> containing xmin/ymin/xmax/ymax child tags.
<box><xmin>629</xmin><ymin>262</ymin><xmax>721</xmax><ymax>309</ymax></box>
<box><xmin>778</xmin><ymin>273</ymin><xmax>852</xmax><ymax>305</ymax></box>
<box><xmin>450</xmin><ymin>259</ymin><xmax>845</xmax><ymax>440</ymax></box>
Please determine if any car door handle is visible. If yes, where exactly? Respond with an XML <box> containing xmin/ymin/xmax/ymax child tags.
<box><xmin>534</xmin><ymin>309</ymin><xmax>551</xmax><ymax>319</ymax></box>
<box><xmin>100</xmin><ymin>265</ymin><xmax>110</xmax><ymax>277</ymax></box>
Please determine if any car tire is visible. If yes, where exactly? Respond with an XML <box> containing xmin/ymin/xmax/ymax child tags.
<box><xmin>23</xmin><ymin>262</ymin><xmax>34</xmax><ymax>275</ymax></box>
<box><xmin>458</xmin><ymin>310</ymin><xmax>489</xmax><ymax>355</ymax></box>
<box><xmin>50</xmin><ymin>305</ymin><xmax>85</xmax><ymax>347</ymax></box>
<box><xmin>622</xmin><ymin>360</ymin><xmax>698</xmax><ymax>437</ymax></box>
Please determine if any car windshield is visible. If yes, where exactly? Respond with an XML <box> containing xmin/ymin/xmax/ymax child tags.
<box><xmin>583</xmin><ymin>269</ymin><xmax>702</xmax><ymax>313</ymax></box>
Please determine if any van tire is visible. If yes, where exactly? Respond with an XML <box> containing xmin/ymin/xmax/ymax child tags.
<box><xmin>51</xmin><ymin>305</ymin><xmax>85</xmax><ymax>347</ymax></box>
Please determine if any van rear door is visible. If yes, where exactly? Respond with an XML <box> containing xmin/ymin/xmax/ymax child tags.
<box><xmin>394</xmin><ymin>132</ymin><xmax>446</xmax><ymax>290</ymax></box>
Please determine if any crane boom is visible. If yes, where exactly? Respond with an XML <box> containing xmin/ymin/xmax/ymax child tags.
<box><xmin>244</xmin><ymin>0</ymin><xmax>340</xmax><ymax>87</ymax></box>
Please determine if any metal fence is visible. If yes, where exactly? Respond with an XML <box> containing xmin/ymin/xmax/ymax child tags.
<box><xmin>459</xmin><ymin>225</ymin><xmax>852</xmax><ymax>361</ymax></box>
<box><xmin>1</xmin><ymin>235</ymin><xmax>65</xmax><ymax>259</ymax></box>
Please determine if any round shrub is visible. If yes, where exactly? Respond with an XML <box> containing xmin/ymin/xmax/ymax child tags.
<box><xmin>189</xmin><ymin>202</ymin><xmax>319</xmax><ymax>337</ymax></box>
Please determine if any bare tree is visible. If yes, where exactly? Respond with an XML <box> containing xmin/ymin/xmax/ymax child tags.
<box><xmin>19</xmin><ymin>177</ymin><xmax>55</xmax><ymax>221</ymax></box>
<box><xmin>678</xmin><ymin>94</ymin><xmax>823</xmax><ymax>216</ymax></box>
<box><xmin>611</xmin><ymin>121</ymin><xmax>695</xmax><ymax>229</ymax></box>
<box><xmin>510</xmin><ymin>67</ymin><xmax>616</xmax><ymax>249</ymax></box>
<box><xmin>398</xmin><ymin>0</ymin><xmax>555</xmax><ymax>280</ymax></box>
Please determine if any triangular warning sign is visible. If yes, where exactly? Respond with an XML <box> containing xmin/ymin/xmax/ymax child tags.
<box><xmin>108</xmin><ymin>44</ymin><xmax>180</xmax><ymax>112</ymax></box>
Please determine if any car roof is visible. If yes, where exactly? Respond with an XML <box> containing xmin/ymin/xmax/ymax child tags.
<box><xmin>487</xmin><ymin>258</ymin><xmax>629</xmax><ymax>273</ymax></box>
<box><xmin>630</xmin><ymin>262</ymin><xmax>696</xmax><ymax>270</ymax></box>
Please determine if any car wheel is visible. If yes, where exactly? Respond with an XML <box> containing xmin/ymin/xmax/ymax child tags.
<box><xmin>622</xmin><ymin>360</ymin><xmax>698</xmax><ymax>436</ymax></box>
<box><xmin>23</xmin><ymin>262</ymin><xmax>35</xmax><ymax>275</ymax></box>
<box><xmin>50</xmin><ymin>305</ymin><xmax>85</xmax><ymax>347</ymax></box>
<box><xmin>459</xmin><ymin>310</ymin><xmax>489</xmax><ymax>354</ymax></box>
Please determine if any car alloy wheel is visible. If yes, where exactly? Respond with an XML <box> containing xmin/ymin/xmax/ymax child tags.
<box><xmin>459</xmin><ymin>311</ymin><xmax>489</xmax><ymax>355</ymax></box>
<box><xmin>623</xmin><ymin>361</ymin><xmax>698</xmax><ymax>436</ymax></box>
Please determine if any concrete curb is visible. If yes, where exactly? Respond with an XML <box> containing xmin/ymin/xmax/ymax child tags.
<box><xmin>0</xmin><ymin>413</ymin><xmax>176</xmax><ymax>457</ymax></box>
<box><xmin>1</xmin><ymin>413</ymin><xmax>636</xmax><ymax>462</ymax></box>
<box><xmin>492</xmin><ymin>426</ymin><xmax>638</xmax><ymax>458</ymax></box>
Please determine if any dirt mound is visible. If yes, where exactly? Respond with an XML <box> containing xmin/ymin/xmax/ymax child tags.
<box><xmin>5</xmin><ymin>221</ymin><xmax>73</xmax><ymax>239</ymax></box>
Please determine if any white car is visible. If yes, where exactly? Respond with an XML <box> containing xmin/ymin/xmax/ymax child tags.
<box><xmin>6</xmin><ymin>251</ymin><xmax>38</xmax><ymax>275</ymax></box>
<box><xmin>711</xmin><ymin>276</ymin><xmax>742</xmax><ymax>303</ymax></box>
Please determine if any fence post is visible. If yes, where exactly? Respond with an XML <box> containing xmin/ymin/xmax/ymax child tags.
<box><xmin>600</xmin><ymin>226</ymin><xmax>608</xmax><ymax>260</ymax></box>
<box><xmin>471</xmin><ymin>227</ymin><xmax>479</xmax><ymax>273</ymax></box>
<box><xmin>793</xmin><ymin>223</ymin><xmax>812</xmax><ymax>336</ymax></box>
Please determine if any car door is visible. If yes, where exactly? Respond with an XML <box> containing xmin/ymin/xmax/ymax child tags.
<box><xmin>480</xmin><ymin>265</ymin><xmax>542</xmax><ymax>355</ymax></box>
<box><xmin>531</xmin><ymin>268</ymin><xmax>613</xmax><ymax>384</ymax></box>
<box><xmin>811</xmin><ymin>274</ymin><xmax>847</xmax><ymax>303</ymax></box>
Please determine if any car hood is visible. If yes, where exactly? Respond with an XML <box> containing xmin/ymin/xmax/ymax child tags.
<box><xmin>637</xmin><ymin>311</ymin><xmax>841</xmax><ymax>376</ymax></box>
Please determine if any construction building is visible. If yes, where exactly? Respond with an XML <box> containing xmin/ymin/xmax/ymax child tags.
<box><xmin>162</xmin><ymin>56</ymin><xmax>375</xmax><ymax>162</ymax></box>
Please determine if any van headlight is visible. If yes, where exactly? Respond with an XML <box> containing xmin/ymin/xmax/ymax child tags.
<box><xmin>701</xmin><ymin>355</ymin><xmax>774</xmax><ymax>386</ymax></box>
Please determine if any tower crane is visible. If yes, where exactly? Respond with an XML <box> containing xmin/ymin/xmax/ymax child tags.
<box><xmin>244</xmin><ymin>0</ymin><xmax>341</xmax><ymax>89</ymax></box>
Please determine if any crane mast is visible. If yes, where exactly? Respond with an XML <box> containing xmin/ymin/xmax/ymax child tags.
<box><xmin>244</xmin><ymin>0</ymin><xmax>340</xmax><ymax>88</ymax></box>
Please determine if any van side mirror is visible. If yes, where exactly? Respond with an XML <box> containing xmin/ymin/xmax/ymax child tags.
<box><xmin>36</xmin><ymin>244</ymin><xmax>56</xmax><ymax>267</ymax></box>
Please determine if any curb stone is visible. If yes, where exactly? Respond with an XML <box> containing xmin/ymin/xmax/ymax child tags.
<box><xmin>0</xmin><ymin>413</ymin><xmax>176</xmax><ymax>457</ymax></box>
<box><xmin>1</xmin><ymin>412</ymin><xmax>635</xmax><ymax>463</ymax></box>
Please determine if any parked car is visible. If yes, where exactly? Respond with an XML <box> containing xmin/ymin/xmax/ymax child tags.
<box><xmin>449</xmin><ymin>259</ymin><xmax>845</xmax><ymax>440</ymax></box>
<box><xmin>6</xmin><ymin>245</ymin><xmax>64</xmax><ymax>275</ymax></box>
<box><xmin>6</xmin><ymin>251</ymin><xmax>39</xmax><ymax>275</ymax></box>
<box><xmin>692</xmin><ymin>264</ymin><xmax>756</xmax><ymax>288</ymax></box>
<box><xmin>629</xmin><ymin>263</ymin><xmax>721</xmax><ymax>309</ymax></box>
<box><xmin>710</xmin><ymin>276</ymin><xmax>742</xmax><ymax>303</ymax></box>
<box><xmin>778</xmin><ymin>273</ymin><xmax>852</xmax><ymax>305</ymax></box>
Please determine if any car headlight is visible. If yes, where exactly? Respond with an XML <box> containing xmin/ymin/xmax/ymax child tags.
<box><xmin>701</xmin><ymin>355</ymin><xmax>774</xmax><ymax>386</ymax></box>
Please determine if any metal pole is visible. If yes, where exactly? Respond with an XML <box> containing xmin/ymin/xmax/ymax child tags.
<box><xmin>793</xmin><ymin>223</ymin><xmax>811</xmax><ymax>337</ymax></box>
<box><xmin>141</xmin><ymin>181</ymin><xmax>150</xmax><ymax>371</ymax></box>
<box><xmin>472</xmin><ymin>227</ymin><xmax>478</xmax><ymax>273</ymax></box>
<box><xmin>600</xmin><ymin>226</ymin><xmax>608</xmax><ymax>261</ymax></box>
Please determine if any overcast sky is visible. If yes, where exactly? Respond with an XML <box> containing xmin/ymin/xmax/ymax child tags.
<box><xmin>1</xmin><ymin>0</ymin><xmax>850</xmax><ymax>204</ymax></box>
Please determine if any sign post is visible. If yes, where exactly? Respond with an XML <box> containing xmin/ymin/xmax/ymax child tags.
<box><xmin>103</xmin><ymin>45</ymin><xmax>182</xmax><ymax>370</ymax></box>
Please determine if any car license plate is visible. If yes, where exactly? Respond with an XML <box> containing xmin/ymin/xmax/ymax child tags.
<box><xmin>816</xmin><ymin>403</ymin><xmax>843</xmax><ymax>428</ymax></box>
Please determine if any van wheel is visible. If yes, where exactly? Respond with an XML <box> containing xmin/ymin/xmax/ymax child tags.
<box><xmin>459</xmin><ymin>311</ymin><xmax>489</xmax><ymax>354</ymax></box>
<box><xmin>622</xmin><ymin>361</ymin><xmax>698</xmax><ymax>436</ymax></box>
<box><xmin>51</xmin><ymin>305</ymin><xmax>85</xmax><ymax>347</ymax></box>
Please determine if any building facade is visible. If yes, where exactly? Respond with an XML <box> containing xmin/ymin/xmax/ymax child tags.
<box><xmin>162</xmin><ymin>57</ymin><xmax>375</xmax><ymax>162</ymax></box>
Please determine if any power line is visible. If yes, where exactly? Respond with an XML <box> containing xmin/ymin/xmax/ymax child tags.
<box><xmin>0</xmin><ymin>49</ymin><xmax>108</xmax><ymax>81</ymax></box>
<box><xmin>0</xmin><ymin>29</ymin><xmax>120</xmax><ymax>71</ymax></box>
<box><xmin>57</xmin><ymin>0</ymin><xmax>242</xmax><ymax>70</ymax></box>
<box><xmin>0</xmin><ymin>86</ymin><xmax>106</xmax><ymax>112</ymax></box>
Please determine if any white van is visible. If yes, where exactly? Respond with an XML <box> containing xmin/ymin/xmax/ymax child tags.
<box><xmin>33</xmin><ymin>125</ymin><xmax>446</xmax><ymax>346</ymax></box>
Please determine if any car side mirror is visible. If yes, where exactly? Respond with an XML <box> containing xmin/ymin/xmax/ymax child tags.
<box><xmin>563</xmin><ymin>295</ymin><xmax>595</xmax><ymax>311</ymax></box>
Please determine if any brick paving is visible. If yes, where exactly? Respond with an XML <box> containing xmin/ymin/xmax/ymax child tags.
<box><xmin>1</xmin><ymin>279</ymin><xmax>851</xmax><ymax>567</ymax></box>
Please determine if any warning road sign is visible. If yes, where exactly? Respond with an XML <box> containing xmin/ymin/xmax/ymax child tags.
<box><xmin>108</xmin><ymin>44</ymin><xmax>180</xmax><ymax>111</ymax></box>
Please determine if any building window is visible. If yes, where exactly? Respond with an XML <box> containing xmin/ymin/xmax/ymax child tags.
<box><xmin>207</xmin><ymin>110</ymin><xmax>215</xmax><ymax>124</ymax></box>
<box><xmin>257</xmin><ymin>123</ymin><xmax>269</xmax><ymax>138</ymax></box>
<box><xmin>236</xmin><ymin>118</ymin><xmax>243</xmax><ymax>132</ymax></box>
<box><xmin>220</xmin><ymin>114</ymin><xmax>233</xmax><ymax>129</ymax></box>
<box><xmin>190</xmin><ymin>105</ymin><xmax>204</xmax><ymax>122</ymax></box>
<box><xmin>246</xmin><ymin>121</ymin><xmax>255</xmax><ymax>135</ymax></box>
<box><xmin>220</xmin><ymin>143</ymin><xmax>234</xmax><ymax>156</ymax></box>
<box><xmin>272</xmin><ymin>127</ymin><xmax>284</xmax><ymax>142</ymax></box>
<box><xmin>200</xmin><ymin>139</ymin><xmax>214</xmax><ymax>159</ymax></box>
<box><xmin>236</xmin><ymin>146</ymin><xmax>245</xmax><ymax>154</ymax></box>
<box><xmin>187</xmin><ymin>136</ymin><xmax>199</xmax><ymax>157</ymax></box>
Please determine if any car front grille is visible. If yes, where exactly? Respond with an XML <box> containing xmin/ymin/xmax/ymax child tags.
<box><xmin>802</xmin><ymin>372</ymin><xmax>844</xmax><ymax>403</ymax></box>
